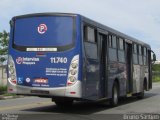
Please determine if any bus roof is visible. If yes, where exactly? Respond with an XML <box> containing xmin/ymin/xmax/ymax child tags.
<box><xmin>11</xmin><ymin>12</ymin><xmax>151</xmax><ymax>49</ymax></box>
<box><xmin>81</xmin><ymin>16</ymin><xmax>151</xmax><ymax>49</ymax></box>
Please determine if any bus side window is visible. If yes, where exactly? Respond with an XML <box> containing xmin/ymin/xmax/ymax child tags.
<box><xmin>133</xmin><ymin>43</ymin><xmax>138</xmax><ymax>64</ymax></box>
<box><xmin>108</xmin><ymin>35</ymin><xmax>112</xmax><ymax>47</ymax></box>
<box><xmin>83</xmin><ymin>25</ymin><xmax>98</xmax><ymax>59</ymax></box>
<box><xmin>109</xmin><ymin>34</ymin><xmax>117</xmax><ymax>62</ymax></box>
<box><xmin>143</xmin><ymin>47</ymin><xmax>147</xmax><ymax>65</ymax></box>
<box><xmin>118</xmin><ymin>38</ymin><xmax>125</xmax><ymax>63</ymax></box>
<box><xmin>84</xmin><ymin>26</ymin><xmax>96</xmax><ymax>43</ymax></box>
<box><xmin>112</xmin><ymin>35</ymin><xmax>117</xmax><ymax>48</ymax></box>
<box><xmin>138</xmin><ymin>45</ymin><xmax>143</xmax><ymax>65</ymax></box>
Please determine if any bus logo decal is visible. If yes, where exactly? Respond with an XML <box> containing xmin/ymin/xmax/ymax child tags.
<box><xmin>16</xmin><ymin>57</ymin><xmax>23</xmax><ymax>64</ymax></box>
<box><xmin>38</xmin><ymin>24</ymin><xmax>47</xmax><ymax>34</ymax></box>
<box><xmin>26</xmin><ymin>78</ymin><xmax>31</xmax><ymax>83</ymax></box>
<box><xmin>16</xmin><ymin>57</ymin><xmax>40</xmax><ymax>65</ymax></box>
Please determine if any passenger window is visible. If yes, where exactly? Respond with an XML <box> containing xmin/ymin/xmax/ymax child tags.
<box><xmin>109</xmin><ymin>35</ymin><xmax>112</xmax><ymax>47</ymax></box>
<box><xmin>133</xmin><ymin>43</ymin><xmax>138</xmax><ymax>64</ymax></box>
<box><xmin>133</xmin><ymin>44</ymin><xmax>137</xmax><ymax>53</ymax></box>
<box><xmin>133</xmin><ymin>54</ymin><xmax>138</xmax><ymax>64</ymax></box>
<box><xmin>138</xmin><ymin>45</ymin><xmax>143</xmax><ymax>65</ymax></box>
<box><xmin>109</xmin><ymin>34</ymin><xmax>117</xmax><ymax>62</ymax></box>
<box><xmin>119</xmin><ymin>38</ymin><xmax>124</xmax><ymax>50</ymax></box>
<box><xmin>118</xmin><ymin>38</ymin><xmax>125</xmax><ymax>63</ymax></box>
<box><xmin>139</xmin><ymin>45</ymin><xmax>142</xmax><ymax>55</ymax></box>
<box><xmin>84</xmin><ymin>25</ymin><xmax>98</xmax><ymax>59</ymax></box>
<box><xmin>144</xmin><ymin>47</ymin><xmax>147</xmax><ymax>56</ymax></box>
<box><xmin>84</xmin><ymin>26</ymin><xmax>96</xmax><ymax>43</ymax></box>
<box><xmin>109</xmin><ymin>48</ymin><xmax>117</xmax><ymax>61</ymax></box>
<box><xmin>84</xmin><ymin>42</ymin><xmax>98</xmax><ymax>59</ymax></box>
<box><xmin>143</xmin><ymin>47</ymin><xmax>147</xmax><ymax>65</ymax></box>
<box><xmin>112</xmin><ymin>35</ymin><xmax>117</xmax><ymax>48</ymax></box>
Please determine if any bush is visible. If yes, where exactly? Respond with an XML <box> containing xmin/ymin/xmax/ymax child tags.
<box><xmin>152</xmin><ymin>71</ymin><xmax>160</xmax><ymax>82</ymax></box>
<box><xmin>0</xmin><ymin>86</ymin><xmax>7</xmax><ymax>92</ymax></box>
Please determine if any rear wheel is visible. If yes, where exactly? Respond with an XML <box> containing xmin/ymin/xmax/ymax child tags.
<box><xmin>110</xmin><ymin>82</ymin><xmax>119</xmax><ymax>107</ymax></box>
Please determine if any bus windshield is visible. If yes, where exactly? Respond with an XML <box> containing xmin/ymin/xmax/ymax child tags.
<box><xmin>13</xmin><ymin>16</ymin><xmax>74</xmax><ymax>49</ymax></box>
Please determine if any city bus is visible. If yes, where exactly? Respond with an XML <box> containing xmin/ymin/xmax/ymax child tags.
<box><xmin>7</xmin><ymin>13</ymin><xmax>156</xmax><ymax>107</ymax></box>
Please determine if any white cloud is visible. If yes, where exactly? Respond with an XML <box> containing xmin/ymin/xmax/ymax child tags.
<box><xmin>0</xmin><ymin>0</ymin><xmax>160</xmax><ymax>59</ymax></box>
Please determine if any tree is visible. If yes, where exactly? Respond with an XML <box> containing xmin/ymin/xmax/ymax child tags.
<box><xmin>0</xmin><ymin>30</ymin><xmax>9</xmax><ymax>64</ymax></box>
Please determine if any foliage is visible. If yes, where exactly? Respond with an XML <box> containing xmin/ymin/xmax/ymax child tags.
<box><xmin>152</xmin><ymin>76</ymin><xmax>160</xmax><ymax>82</ymax></box>
<box><xmin>152</xmin><ymin>64</ymin><xmax>160</xmax><ymax>82</ymax></box>
<box><xmin>152</xmin><ymin>64</ymin><xmax>160</xmax><ymax>71</ymax></box>
<box><xmin>0</xmin><ymin>85</ymin><xmax>7</xmax><ymax>92</ymax></box>
<box><xmin>0</xmin><ymin>30</ymin><xmax>9</xmax><ymax>63</ymax></box>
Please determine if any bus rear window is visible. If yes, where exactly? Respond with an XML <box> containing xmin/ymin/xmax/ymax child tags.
<box><xmin>13</xmin><ymin>16</ymin><xmax>74</xmax><ymax>48</ymax></box>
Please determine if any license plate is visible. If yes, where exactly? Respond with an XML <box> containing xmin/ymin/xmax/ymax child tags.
<box><xmin>34</xmin><ymin>78</ymin><xmax>48</xmax><ymax>84</ymax></box>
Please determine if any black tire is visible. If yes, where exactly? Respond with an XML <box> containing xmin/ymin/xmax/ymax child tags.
<box><xmin>54</xmin><ymin>99</ymin><xmax>73</xmax><ymax>107</ymax></box>
<box><xmin>110</xmin><ymin>82</ymin><xmax>119</xmax><ymax>107</ymax></box>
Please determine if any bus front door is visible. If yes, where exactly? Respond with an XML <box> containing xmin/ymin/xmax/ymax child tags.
<box><xmin>99</xmin><ymin>33</ymin><xmax>108</xmax><ymax>98</ymax></box>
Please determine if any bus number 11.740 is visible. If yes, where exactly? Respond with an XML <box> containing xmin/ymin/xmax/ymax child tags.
<box><xmin>50</xmin><ymin>57</ymin><xmax>68</xmax><ymax>64</ymax></box>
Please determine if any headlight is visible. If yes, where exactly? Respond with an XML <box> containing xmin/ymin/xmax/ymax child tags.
<box><xmin>70</xmin><ymin>69</ymin><xmax>77</xmax><ymax>75</ymax></box>
<box><xmin>8</xmin><ymin>55</ymin><xmax>17</xmax><ymax>85</ymax></box>
<box><xmin>67</xmin><ymin>55</ymin><xmax>79</xmax><ymax>86</ymax></box>
<box><xmin>71</xmin><ymin>62</ymin><xmax>78</xmax><ymax>69</ymax></box>
<box><xmin>69</xmin><ymin>76</ymin><xmax>76</xmax><ymax>82</ymax></box>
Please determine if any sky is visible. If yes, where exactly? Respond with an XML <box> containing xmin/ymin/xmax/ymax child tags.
<box><xmin>0</xmin><ymin>0</ymin><xmax>160</xmax><ymax>60</ymax></box>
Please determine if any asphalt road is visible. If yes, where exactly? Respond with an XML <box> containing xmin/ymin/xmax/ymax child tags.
<box><xmin>0</xmin><ymin>82</ymin><xmax>160</xmax><ymax>120</ymax></box>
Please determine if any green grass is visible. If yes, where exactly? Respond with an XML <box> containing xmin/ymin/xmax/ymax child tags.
<box><xmin>152</xmin><ymin>76</ymin><xmax>160</xmax><ymax>82</ymax></box>
<box><xmin>0</xmin><ymin>85</ymin><xmax>7</xmax><ymax>92</ymax></box>
<box><xmin>3</xmin><ymin>93</ymin><xmax>16</xmax><ymax>96</ymax></box>
<box><xmin>0</xmin><ymin>86</ymin><xmax>16</xmax><ymax>96</ymax></box>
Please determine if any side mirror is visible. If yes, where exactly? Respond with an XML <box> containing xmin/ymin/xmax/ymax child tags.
<box><xmin>153</xmin><ymin>53</ymin><xmax>156</xmax><ymax>61</ymax></box>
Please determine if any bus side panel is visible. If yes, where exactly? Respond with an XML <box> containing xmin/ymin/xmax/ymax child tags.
<box><xmin>132</xmin><ymin>65</ymin><xmax>144</xmax><ymax>93</ymax></box>
<box><xmin>83</xmin><ymin>59</ymin><xmax>99</xmax><ymax>100</ymax></box>
<box><xmin>118</xmin><ymin>63</ymin><xmax>127</xmax><ymax>96</ymax></box>
<box><xmin>107</xmin><ymin>62</ymin><xmax>127</xmax><ymax>98</ymax></box>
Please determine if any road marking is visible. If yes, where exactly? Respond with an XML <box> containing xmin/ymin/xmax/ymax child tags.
<box><xmin>0</xmin><ymin>101</ymin><xmax>53</xmax><ymax>111</ymax></box>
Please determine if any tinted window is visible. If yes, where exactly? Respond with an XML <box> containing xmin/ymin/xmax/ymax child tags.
<box><xmin>139</xmin><ymin>56</ymin><xmax>143</xmax><ymax>65</ymax></box>
<box><xmin>14</xmin><ymin>16</ymin><xmax>73</xmax><ymax>47</ymax></box>
<box><xmin>109</xmin><ymin>35</ymin><xmax>112</xmax><ymax>47</ymax></box>
<box><xmin>84</xmin><ymin>26</ymin><xmax>96</xmax><ymax>43</ymax></box>
<box><xmin>133</xmin><ymin>44</ymin><xmax>137</xmax><ymax>53</ymax></box>
<box><xmin>143</xmin><ymin>56</ymin><xmax>147</xmax><ymax>65</ymax></box>
<box><xmin>133</xmin><ymin>54</ymin><xmax>138</xmax><ymax>64</ymax></box>
<box><xmin>84</xmin><ymin>42</ymin><xmax>97</xmax><ymax>59</ymax></box>
<box><xmin>139</xmin><ymin>45</ymin><xmax>142</xmax><ymax>55</ymax></box>
<box><xmin>119</xmin><ymin>38</ymin><xmax>124</xmax><ymax>50</ymax></box>
<box><xmin>144</xmin><ymin>47</ymin><xmax>147</xmax><ymax>56</ymax></box>
<box><xmin>109</xmin><ymin>48</ymin><xmax>117</xmax><ymax>61</ymax></box>
<box><xmin>118</xmin><ymin>51</ymin><xmax>125</xmax><ymax>63</ymax></box>
<box><xmin>112</xmin><ymin>35</ymin><xmax>117</xmax><ymax>48</ymax></box>
<box><xmin>143</xmin><ymin>47</ymin><xmax>147</xmax><ymax>65</ymax></box>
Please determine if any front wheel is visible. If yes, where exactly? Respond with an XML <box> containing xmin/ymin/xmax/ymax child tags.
<box><xmin>110</xmin><ymin>82</ymin><xmax>119</xmax><ymax>107</ymax></box>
